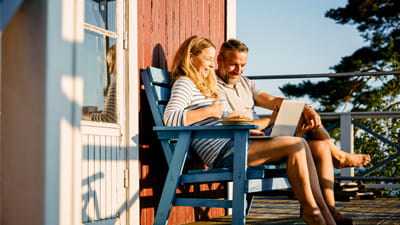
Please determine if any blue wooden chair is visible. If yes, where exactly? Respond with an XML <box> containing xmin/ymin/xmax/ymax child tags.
<box><xmin>141</xmin><ymin>66</ymin><xmax>290</xmax><ymax>225</ymax></box>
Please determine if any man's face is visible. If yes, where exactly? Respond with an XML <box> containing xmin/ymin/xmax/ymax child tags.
<box><xmin>217</xmin><ymin>50</ymin><xmax>248</xmax><ymax>85</ymax></box>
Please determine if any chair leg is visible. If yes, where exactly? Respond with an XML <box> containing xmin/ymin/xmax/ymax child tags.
<box><xmin>246</xmin><ymin>194</ymin><xmax>255</xmax><ymax>215</ymax></box>
<box><xmin>154</xmin><ymin>132</ymin><xmax>192</xmax><ymax>225</ymax></box>
<box><xmin>231</xmin><ymin>131</ymin><xmax>249</xmax><ymax>225</ymax></box>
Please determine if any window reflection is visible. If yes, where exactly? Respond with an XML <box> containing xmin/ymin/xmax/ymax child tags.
<box><xmin>83</xmin><ymin>45</ymin><xmax>117</xmax><ymax>123</ymax></box>
<box><xmin>85</xmin><ymin>0</ymin><xmax>116</xmax><ymax>32</ymax></box>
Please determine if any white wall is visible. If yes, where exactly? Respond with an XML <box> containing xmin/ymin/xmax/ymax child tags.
<box><xmin>127</xmin><ymin>0</ymin><xmax>140</xmax><ymax>224</ymax></box>
<box><xmin>226</xmin><ymin>0</ymin><xmax>237</xmax><ymax>39</ymax></box>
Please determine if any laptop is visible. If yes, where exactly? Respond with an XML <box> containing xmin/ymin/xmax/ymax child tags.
<box><xmin>250</xmin><ymin>100</ymin><xmax>305</xmax><ymax>139</ymax></box>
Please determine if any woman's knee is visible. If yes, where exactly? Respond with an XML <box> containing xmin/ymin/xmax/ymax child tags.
<box><xmin>308</xmin><ymin>140</ymin><xmax>330</xmax><ymax>160</ymax></box>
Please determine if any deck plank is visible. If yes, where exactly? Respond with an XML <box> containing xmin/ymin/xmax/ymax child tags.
<box><xmin>185</xmin><ymin>196</ymin><xmax>400</xmax><ymax>224</ymax></box>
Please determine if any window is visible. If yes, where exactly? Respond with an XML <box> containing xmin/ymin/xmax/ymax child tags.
<box><xmin>79</xmin><ymin>0</ymin><xmax>118</xmax><ymax>123</ymax></box>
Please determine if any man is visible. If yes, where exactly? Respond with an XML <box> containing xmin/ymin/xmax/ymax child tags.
<box><xmin>215</xmin><ymin>38</ymin><xmax>370</xmax><ymax>225</ymax></box>
<box><xmin>215</xmin><ymin>38</ymin><xmax>370</xmax><ymax>169</ymax></box>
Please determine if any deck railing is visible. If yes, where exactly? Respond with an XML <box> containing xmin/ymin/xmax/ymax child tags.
<box><xmin>248</xmin><ymin>71</ymin><xmax>400</xmax><ymax>188</ymax></box>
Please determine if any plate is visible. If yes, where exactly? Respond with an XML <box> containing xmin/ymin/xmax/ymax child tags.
<box><xmin>249</xmin><ymin>135</ymin><xmax>273</xmax><ymax>139</ymax></box>
<box><xmin>221</xmin><ymin>119</ymin><xmax>254</xmax><ymax>125</ymax></box>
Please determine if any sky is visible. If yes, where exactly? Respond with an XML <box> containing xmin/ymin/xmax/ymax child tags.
<box><xmin>236</xmin><ymin>0</ymin><xmax>366</xmax><ymax>104</ymax></box>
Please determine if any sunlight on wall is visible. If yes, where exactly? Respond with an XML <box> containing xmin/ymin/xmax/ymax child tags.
<box><xmin>61</xmin><ymin>75</ymin><xmax>83</xmax><ymax>106</ymax></box>
<box><xmin>59</xmin><ymin>118</ymin><xmax>82</xmax><ymax>225</ymax></box>
<box><xmin>59</xmin><ymin>75</ymin><xmax>83</xmax><ymax>225</ymax></box>
<box><xmin>62</xmin><ymin>0</ymin><xmax>84</xmax><ymax>42</ymax></box>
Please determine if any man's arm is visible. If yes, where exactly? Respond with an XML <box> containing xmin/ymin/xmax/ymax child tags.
<box><xmin>252</xmin><ymin>93</ymin><xmax>284</xmax><ymax>130</ymax></box>
<box><xmin>254</xmin><ymin>92</ymin><xmax>285</xmax><ymax>110</ymax></box>
<box><xmin>254</xmin><ymin>92</ymin><xmax>322</xmax><ymax>130</ymax></box>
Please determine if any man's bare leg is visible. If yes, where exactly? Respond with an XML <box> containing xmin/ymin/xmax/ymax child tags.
<box><xmin>307</xmin><ymin>127</ymin><xmax>371</xmax><ymax>169</ymax></box>
<box><xmin>309</xmin><ymin>140</ymin><xmax>354</xmax><ymax>225</ymax></box>
<box><xmin>248</xmin><ymin>136</ymin><xmax>335</xmax><ymax>225</ymax></box>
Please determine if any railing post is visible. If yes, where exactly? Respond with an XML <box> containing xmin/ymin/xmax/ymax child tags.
<box><xmin>340</xmin><ymin>113</ymin><xmax>354</xmax><ymax>177</ymax></box>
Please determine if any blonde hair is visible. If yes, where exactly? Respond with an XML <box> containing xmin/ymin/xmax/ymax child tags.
<box><xmin>171</xmin><ymin>35</ymin><xmax>218</xmax><ymax>99</ymax></box>
<box><xmin>107</xmin><ymin>45</ymin><xmax>116</xmax><ymax>74</ymax></box>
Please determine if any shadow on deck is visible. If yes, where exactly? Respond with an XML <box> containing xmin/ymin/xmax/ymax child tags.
<box><xmin>186</xmin><ymin>195</ymin><xmax>400</xmax><ymax>224</ymax></box>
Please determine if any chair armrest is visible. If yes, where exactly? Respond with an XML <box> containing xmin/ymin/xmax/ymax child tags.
<box><xmin>154</xmin><ymin>125</ymin><xmax>258</xmax><ymax>139</ymax></box>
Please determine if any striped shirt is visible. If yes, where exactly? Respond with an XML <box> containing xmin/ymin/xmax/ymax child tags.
<box><xmin>90</xmin><ymin>81</ymin><xmax>117</xmax><ymax>123</ymax></box>
<box><xmin>164</xmin><ymin>77</ymin><xmax>230</xmax><ymax>168</ymax></box>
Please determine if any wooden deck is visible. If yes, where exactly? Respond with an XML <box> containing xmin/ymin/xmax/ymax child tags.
<box><xmin>186</xmin><ymin>195</ymin><xmax>400</xmax><ymax>224</ymax></box>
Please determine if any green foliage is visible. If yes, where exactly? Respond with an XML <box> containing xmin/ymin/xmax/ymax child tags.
<box><xmin>280</xmin><ymin>0</ymin><xmax>400</xmax><ymax>191</ymax></box>
<box><xmin>281</xmin><ymin>0</ymin><xmax>400</xmax><ymax>112</ymax></box>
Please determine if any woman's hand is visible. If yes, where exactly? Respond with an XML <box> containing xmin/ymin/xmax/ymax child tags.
<box><xmin>250</xmin><ymin>129</ymin><xmax>264</xmax><ymax>136</ymax></box>
<box><xmin>207</xmin><ymin>101</ymin><xmax>224</xmax><ymax>118</ymax></box>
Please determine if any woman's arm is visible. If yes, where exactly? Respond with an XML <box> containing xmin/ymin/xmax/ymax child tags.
<box><xmin>164</xmin><ymin>78</ymin><xmax>223</xmax><ymax>126</ymax></box>
<box><xmin>90</xmin><ymin>81</ymin><xmax>117</xmax><ymax>123</ymax></box>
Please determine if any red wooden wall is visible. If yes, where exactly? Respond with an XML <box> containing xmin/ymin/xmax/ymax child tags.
<box><xmin>138</xmin><ymin>0</ymin><xmax>227</xmax><ymax>224</ymax></box>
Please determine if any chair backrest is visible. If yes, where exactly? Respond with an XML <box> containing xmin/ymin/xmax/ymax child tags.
<box><xmin>141</xmin><ymin>67</ymin><xmax>171</xmax><ymax>127</ymax></box>
<box><xmin>141</xmin><ymin>66</ymin><xmax>175</xmax><ymax>162</ymax></box>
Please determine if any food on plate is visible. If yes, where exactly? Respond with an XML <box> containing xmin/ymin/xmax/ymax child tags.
<box><xmin>222</xmin><ymin>115</ymin><xmax>251</xmax><ymax>121</ymax></box>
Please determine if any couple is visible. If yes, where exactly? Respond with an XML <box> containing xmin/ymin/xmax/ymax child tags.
<box><xmin>164</xmin><ymin>35</ymin><xmax>370</xmax><ymax>225</ymax></box>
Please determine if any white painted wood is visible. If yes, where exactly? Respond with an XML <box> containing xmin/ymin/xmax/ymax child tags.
<box><xmin>127</xmin><ymin>0</ymin><xmax>141</xmax><ymax>224</ymax></box>
<box><xmin>106</xmin><ymin>136</ymin><xmax>112</xmax><ymax>218</ymax></box>
<box><xmin>340</xmin><ymin>114</ymin><xmax>354</xmax><ymax>177</ymax></box>
<box><xmin>80</xmin><ymin>0</ymin><xmax>130</xmax><ymax>224</ymax></box>
<box><xmin>82</xmin><ymin>134</ymin><xmax>90</xmax><ymax>222</ymax></box>
<box><xmin>101</xmin><ymin>136</ymin><xmax>106</xmax><ymax>219</ymax></box>
<box><xmin>88</xmin><ymin>135</ymin><xmax>96</xmax><ymax>220</ymax></box>
<box><xmin>81</xmin><ymin>127</ymin><xmax>125</xmax><ymax>223</ymax></box>
<box><xmin>225</xmin><ymin>0</ymin><xmax>237</xmax><ymax>39</ymax></box>
<box><xmin>85</xmin><ymin>218</ymin><xmax>120</xmax><ymax>225</ymax></box>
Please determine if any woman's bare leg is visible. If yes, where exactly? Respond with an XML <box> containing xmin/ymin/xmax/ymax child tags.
<box><xmin>309</xmin><ymin>140</ymin><xmax>354</xmax><ymax>225</ymax></box>
<box><xmin>247</xmin><ymin>136</ymin><xmax>328</xmax><ymax>225</ymax></box>
<box><xmin>301</xmin><ymin>139</ymin><xmax>336</xmax><ymax>225</ymax></box>
<box><xmin>307</xmin><ymin>127</ymin><xmax>371</xmax><ymax>169</ymax></box>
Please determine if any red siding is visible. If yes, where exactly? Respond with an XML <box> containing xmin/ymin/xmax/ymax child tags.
<box><xmin>138</xmin><ymin>0</ymin><xmax>227</xmax><ymax>224</ymax></box>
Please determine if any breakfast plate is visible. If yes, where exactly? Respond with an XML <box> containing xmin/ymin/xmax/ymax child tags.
<box><xmin>221</xmin><ymin>119</ymin><xmax>254</xmax><ymax>125</ymax></box>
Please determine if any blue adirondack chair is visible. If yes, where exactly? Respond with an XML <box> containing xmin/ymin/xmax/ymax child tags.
<box><xmin>140</xmin><ymin>66</ymin><xmax>290</xmax><ymax>225</ymax></box>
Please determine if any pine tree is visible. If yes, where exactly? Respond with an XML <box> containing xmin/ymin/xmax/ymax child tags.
<box><xmin>280</xmin><ymin>0</ymin><xmax>400</xmax><ymax>182</ymax></box>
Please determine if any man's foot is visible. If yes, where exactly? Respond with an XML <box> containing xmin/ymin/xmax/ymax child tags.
<box><xmin>333</xmin><ymin>152</ymin><xmax>371</xmax><ymax>169</ymax></box>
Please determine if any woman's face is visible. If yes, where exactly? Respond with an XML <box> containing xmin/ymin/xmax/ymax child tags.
<box><xmin>191</xmin><ymin>46</ymin><xmax>216</xmax><ymax>78</ymax></box>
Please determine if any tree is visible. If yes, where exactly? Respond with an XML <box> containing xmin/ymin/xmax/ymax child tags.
<box><xmin>280</xmin><ymin>0</ymin><xmax>400</xmax><ymax>182</ymax></box>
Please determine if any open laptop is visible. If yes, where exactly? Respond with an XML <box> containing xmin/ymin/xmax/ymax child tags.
<box><xmin>250</xmin><ymin>100</ymin><xmax>305</xmax><ymax>139</ymax></box>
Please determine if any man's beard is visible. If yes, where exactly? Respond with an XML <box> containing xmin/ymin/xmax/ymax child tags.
<box><xmin>224</xmin><ymin>73</ymin><xmax>239</xmax><ymax>85</ymax></box>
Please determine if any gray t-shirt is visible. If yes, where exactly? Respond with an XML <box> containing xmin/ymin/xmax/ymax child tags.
<box><xmin>216</xmin><ymin>75</ymin><xmax>263</xmax><ymax>119</ymax></box>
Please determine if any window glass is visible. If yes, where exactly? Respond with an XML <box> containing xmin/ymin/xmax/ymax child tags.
<box><xmin>81</xmin><ymin>0</ymin><xmax>118</xmax><ymax>123</ymax></box>
<box><xmin>85</xmin><ymin>0</ymin><xmax>116</xmax><ymax>32</ymax></box>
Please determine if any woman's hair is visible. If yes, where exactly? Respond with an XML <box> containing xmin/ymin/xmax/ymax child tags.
<box><xmin>106</xmin><ymin>45</ymin><xmax>116</xmax><ymax>74</ymax></box>
<box><xmin>171</xmin><ymin>35</ymin><xmax>218</xmax><ymax>99</ymax></box>
<box><xmin>219</xmin><ymin>38</ymin><xmax>248</xmax><ymax>59</ymax></box>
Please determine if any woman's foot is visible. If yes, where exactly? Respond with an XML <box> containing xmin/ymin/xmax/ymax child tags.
<box><xmin>329</xmin><ymin>206</ymin><xmax>354</xmax><ymax>225</ymax></box>
<box><xmin>333</xmin><ymin>152</ymin><xmax>371</xmax><ymax>169</ymax></box>
<box><xmin>300</xmin><ymin>207</ymin><xmax>329</xmax><ymax>225</ymax></box>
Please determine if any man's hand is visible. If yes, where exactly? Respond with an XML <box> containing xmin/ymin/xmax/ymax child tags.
<box><xmin>302</xmin><ymin>105</ymin><xmax>322</xmax><ymax>130</ymax></box>
<box><xmin>253</xmin><ymin>106</ymin><xmax>279</xmax><ymax>131</ymax></box>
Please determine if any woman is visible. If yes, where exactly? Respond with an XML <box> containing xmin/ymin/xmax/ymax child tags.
<box><xmin>164</xmin><ymin>35</ymin><xmax>338</xmax><ymax>225</ymax></box>
<box><xmin>89</xmin><ymin>45</ymin><xmax>117</xmax><ymax>123</ymax></box>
